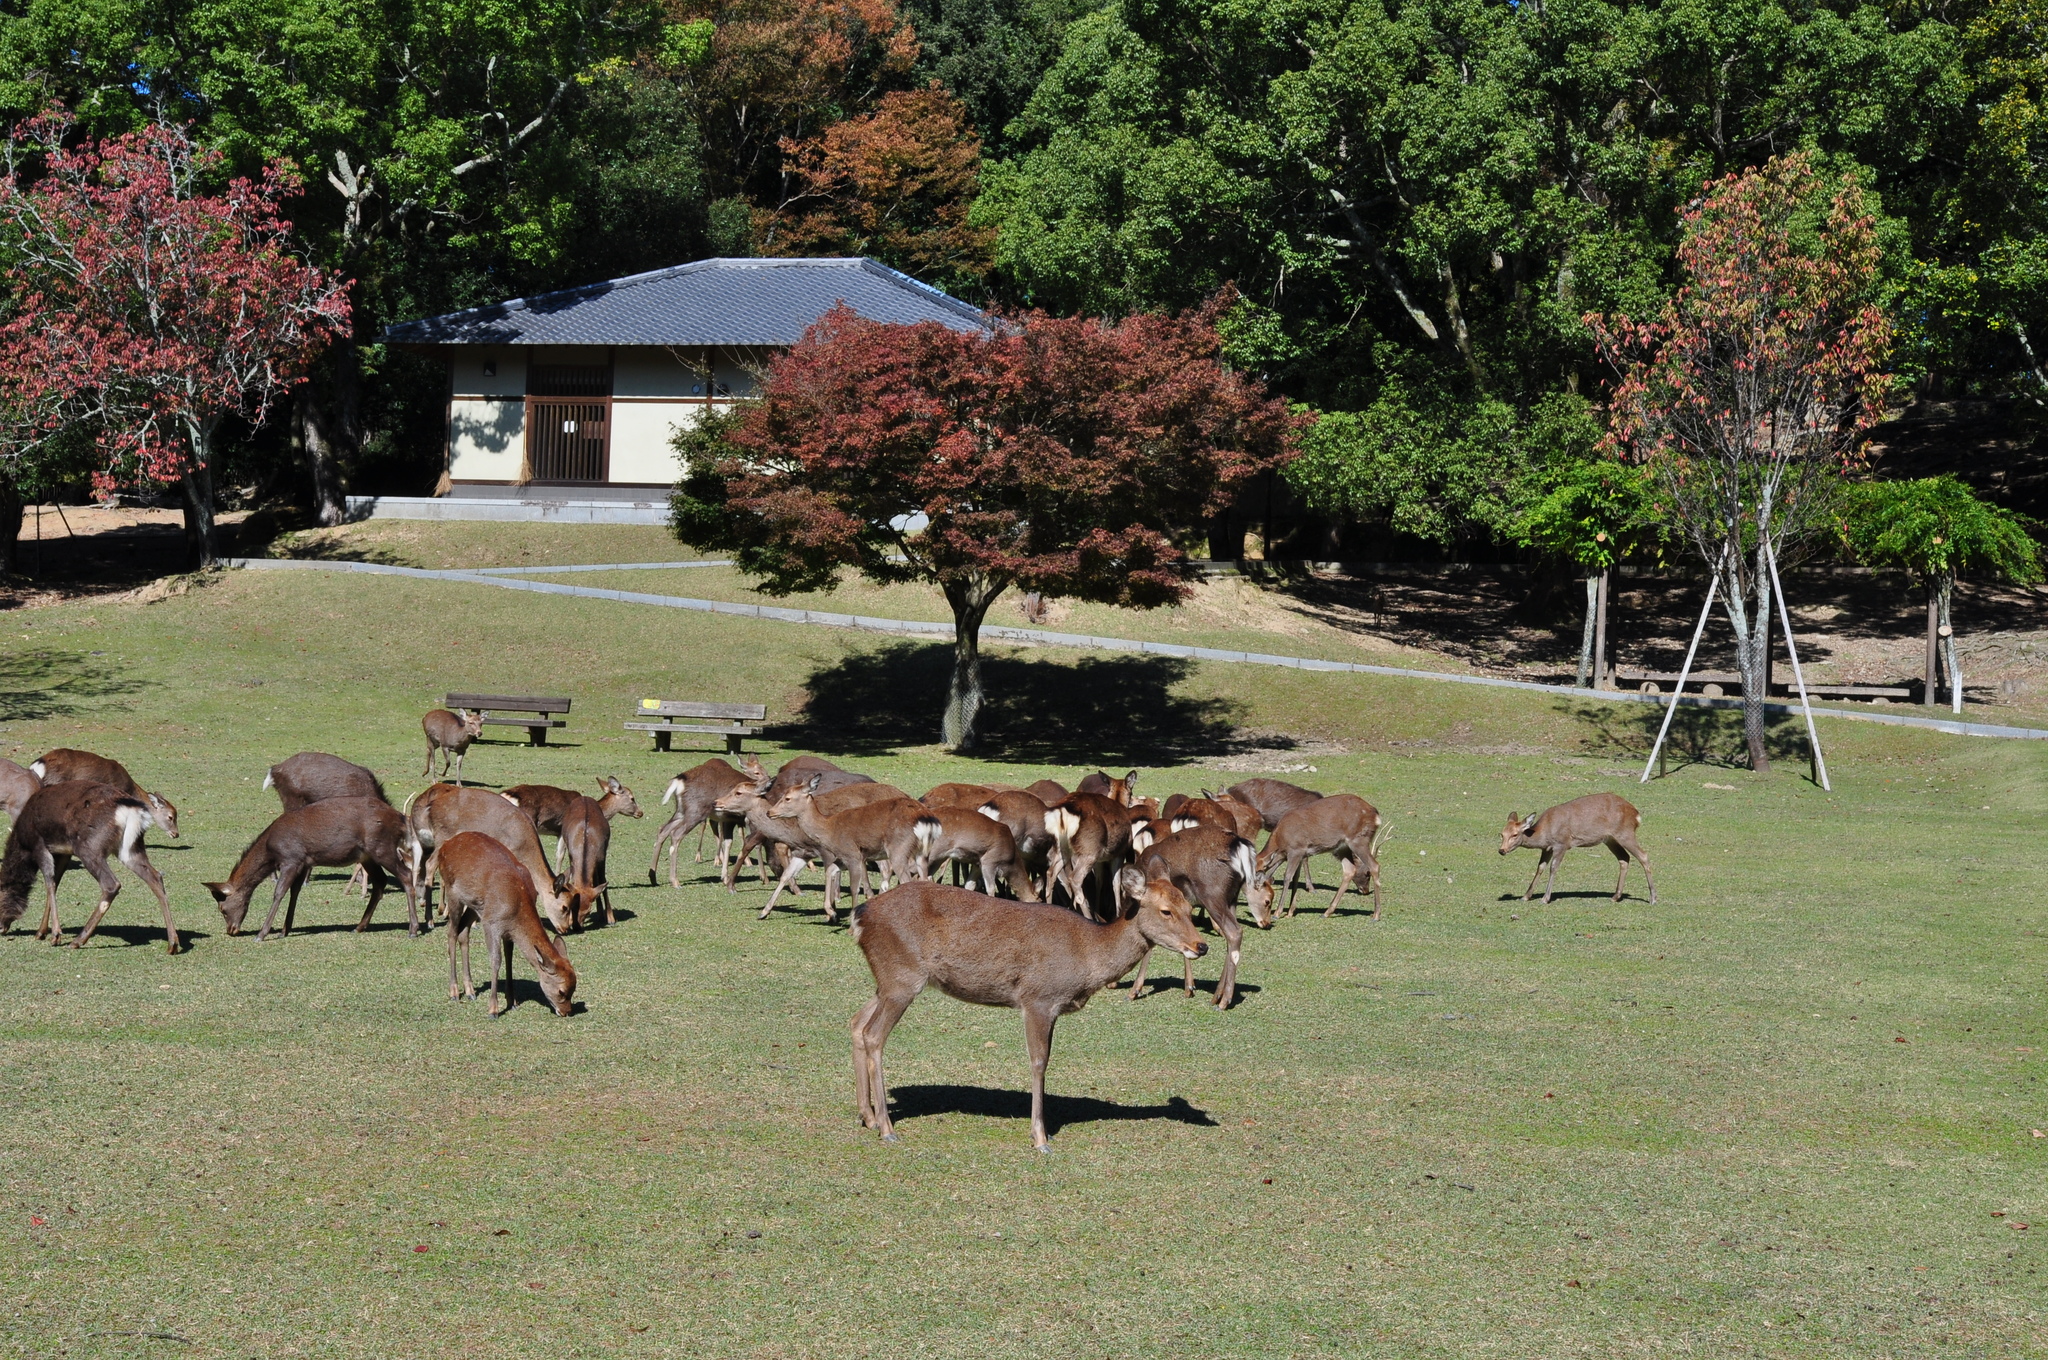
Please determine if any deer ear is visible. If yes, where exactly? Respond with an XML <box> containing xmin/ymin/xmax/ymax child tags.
<box><xmin>1124</xmin><ymin>771</ymin><xmax>1139</xmax><ymax>787</ymax></box>
<box><xmin>203</xmin><ymin>882</ymin><xmax>229</xmax><ymax>902</ymax></box>
<box><xmin>552</xmin><ymin>873</ymin><xmax>569</xmax><ymax>893</ymax></box>
<box><xmin>1115</xmin><ymin>866</ymin><xmax>1146</xmax><ymax>901</ymax></box>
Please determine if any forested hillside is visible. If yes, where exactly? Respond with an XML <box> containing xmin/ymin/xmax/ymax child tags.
<box><xmin>1</xmin><ymin>0</ymin><xmax>2042</xmax><ymax>547</ymax></box>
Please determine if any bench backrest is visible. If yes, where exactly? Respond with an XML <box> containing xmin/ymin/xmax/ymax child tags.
<box><xmin>637</xmin><ymin>699</ymin><xmax>767</xmax><ymax>722</ymax></box>
<box><xmin>447</xmin><ymin>692</ymin><xmax>573</xmax><ymax>714</ymax></box>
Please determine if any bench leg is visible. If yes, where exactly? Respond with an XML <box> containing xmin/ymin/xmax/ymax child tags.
<box><xmin>530</xmin><ymin>725</ymin><xmax>547</xmax><ymax>747</ymax></box>
<box><xmin>655</xmin><ymin>729</ymin><xmax>671</xmax><ymax>753</ymax></box>
<box><xmin>726</xmin><ymin>732</ymin><xmax>743</xmax><ymax>755</ymax></box>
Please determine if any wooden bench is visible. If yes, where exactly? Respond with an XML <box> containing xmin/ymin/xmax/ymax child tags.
<box><xmin>446</xmin><ymin>692</ymin><xmax>571</xmax><ymax>746</ymax></box>
<box><xmin>625</xmin><ymin>699</ymin><xmax>767</xmax><ymax>753</ymax></box>
<box><xmin>1615</xmin><ymin>671</ymin><xmax>1911</xmax><ymax>701</ymax></box>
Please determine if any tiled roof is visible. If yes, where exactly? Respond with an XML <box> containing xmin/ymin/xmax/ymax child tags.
<box><xmin>384</xmin><ymin>256</ymin><xmax>988</xmax><ymax>347</ymax></box>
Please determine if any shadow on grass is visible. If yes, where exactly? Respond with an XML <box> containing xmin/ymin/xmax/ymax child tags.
<box><xmin>1560</xmin><ymin>699</ymin><xmax>1811</xmax><ymax>771</ymax></box>
<box><xmin>33</xmin><ymin>923</ymin><xmax>206</xmax><ymax>948</ymax></box>
<box><xmin>778</xmin><ymin>641</ymin><xmax>1246</xmax><ymax>761</ymax></box>
<box><xmin>0</xmin><ymin>648</ymin><xmax>148</xmax><ymax>722</ymax></box>
<box><xmin>886</xmin><ymin>1086</ymin><xmax>1216</xmax><ymax>1138</ymax></box>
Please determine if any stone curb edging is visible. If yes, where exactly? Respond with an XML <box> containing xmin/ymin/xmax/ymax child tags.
<box><xmin>224</xmin><ymin>557</ymin><xmax>2048</xmax><ymax>742</ymax></box>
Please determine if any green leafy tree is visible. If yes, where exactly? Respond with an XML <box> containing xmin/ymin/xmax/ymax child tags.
<box><xmin>1516</xmin><ymin>458</ymin><xmax>1666</xmax><ymax>688</ymax></box>
<box><xmin>1840</xmin><ymin>476</ymin><xmax>2043</xmax><ymax>711</ymax></box>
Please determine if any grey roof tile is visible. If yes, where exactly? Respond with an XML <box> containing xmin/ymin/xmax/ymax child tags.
<box><xmin>384</xmin><ymin>256</ymin><xmax>988</xmax><ymax>347</ymax></box>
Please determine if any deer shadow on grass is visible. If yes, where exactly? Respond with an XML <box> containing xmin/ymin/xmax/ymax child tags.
<box><xmin>884</xmin><ymin>1086</ymin><xmax>1216</xmax><ymax>1138</ymax></box>
<box><xmin>0</xmin><ymin>648</ymin><xmax>149</xmax><ymax>722</ymax></box>
<box><xmin>22</xmin><ymin>923</ymin><xmax>211</xmax><ymax>948</ymax></box>
<box><xmin>779</xmin><ymin>641</ymin><xmax>1245</xmax><ymax>762</ymax></box>
<box><xmin>1560</xmin><ymin>699</ymin><xmax>1810</xmax><ymax>772</ymax></box>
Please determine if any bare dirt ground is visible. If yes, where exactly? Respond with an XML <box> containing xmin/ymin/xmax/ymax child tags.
<box><xmin>0</xmin><ymin>503</ymin><xmax>261</xmax><ymax>609</ymax></box>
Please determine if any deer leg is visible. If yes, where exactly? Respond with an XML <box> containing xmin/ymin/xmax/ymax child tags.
<box><xmin>856</xmin><ymin>990</ymin><xmax>916</xmax><ymax>1142</ymax></box>
<box><xmin>70</xmin><ymin>858</ymin><xmax>123</xmax><ymax>950</ymax></box>
<box><xmin>37</xmin><ymin>852</ymin><xmax>63</xmax><ymax>941</ymax></box>
<box><xmin>1127</xmin><ymin>948</ymin><xmax>1152</xmax><ymax>999</ymax></box>
<box><xmin>1363</xmin><ymin>844</ymin><xmax>1384</xmax><ymax>919</ymax></box>
<box><xmin>1283</xmin><ymin>854</ymin><xmax>1306</xmax><ymax>917</ymax></box>
<box><xmin>447</xmin><ymin>908</ymin><xmax>464</xmax><ymax>999</ymax></box>
<box><xmin>356</xmin><ymin>861</ymin><xmax>389</xmax><ymax>932</ymax></box>
<box><xmin>1024</xmin><ymin>1006</ymin><xmax>1059</xmax><ymax>1151</ymax></box>
<box><xmin>1542</xmin><ymin>846</ymin><xmax>1568</xmax><ymax>905</ymax></box>
<box><xmin>1325</xmin><ymin>856</ymin><xmax>1357</xmax><ymax>917</ymax></box>
<box><xmin>759</xmin><ymin>853</ymin><xmax>807</xmax><ymax>918</ymax></box>
<box><xmin>850</xmin><ymin>996</ymin><xmax>883</xmax><ymax>1127</ymax></box>
<box><xmin>1211</xmin><ymin>901</ymin><xmax>1246</xmax><ymax>1010</ymax></box>
<box><xmin>257</xmin><ymin>868</ymin><xmax>297</xmax><ymax>942</ymax></box>
<box><xmin>117</xmin><ymin>839</ymin><xmax>179</xmax><ymax>955</ymax></box>
<box><xmin>1614</xmin><ymin>832</ymin><xmax>1655</xmax><ymax>904</ymax></box>
<box><xmin>1522</xmin><ymin>851</ymin><xmax>1549</xmax><ymax>902</ymax></box>
<box><xmin>284</xmin><ymin>867</ymin><xmax>311</xmax><ymax>937</ymax></box>
<box><xmin>390</xmin><ymin>851</ymin><xmax>421</xmax><ymax>936</ymax></box>
<box><xmin>488</xmin><ymin>923</ymin><xmax>509</xmax><ymax>1018</ymax></box>
<box><xmin>423</xmin><ymin>740</ymin><xmax>435</xmax><ymax>779</ymax></box>
<box><xmin>694</xmin><ymin>818</ymin><xmax>708</xmax><ymax>864</ymax></box>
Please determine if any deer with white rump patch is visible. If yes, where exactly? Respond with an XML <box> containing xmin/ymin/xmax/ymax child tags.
<box><xmin>648</xmin><ymin>758</ymin><xmax>749</xmax><ymax>885</ymax></box>
<box><xmin>1132</xmin><ymin>826</ymin><xmax>1264</xmax><ymax>1007</ymax></box>
<box><xmin>912</xmin><ymin>809</ymin><xmax>1037</xmax><ymax>900</ymax></box>
<box><xmin>1251</xmin><ymin>793</ymin><xmax>1387</xmax><ymax>919</ymax></box>
<box><xmin>1043</xmin><ymin>793</ymin><xmax>1135</xmax><ymax>920</ymax></box>
<box><xmin>31</xmin><ymin>749</ymin><xmax>179</xmax><ymax>838</ymax></box>
<box><xmin>0</xmin><ymin>783</ymin><xmax>180</xmax><ymax>952</ymax></box>
<box><xmin>1498</xmin><ymin>793</ymin><xmax>1655</xmax><ymax>905</ymax></box>
<box><xmin>421</xmin><ymin>708</ymin><xmax>485</xmax><ymax>784</ymax></box>
<box><xmin>849</xmin><ymin>872</ymin><xmax>1207</xmax><ymax>1150</ymax></box>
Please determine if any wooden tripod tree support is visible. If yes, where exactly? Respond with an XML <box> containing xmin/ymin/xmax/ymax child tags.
<box><xmin>1640</xmin><ymin>546</ymin><xmax>1831</xmax><ymax>791</ymax></box>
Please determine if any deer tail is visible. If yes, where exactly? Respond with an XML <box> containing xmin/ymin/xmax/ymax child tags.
<box><xmin>1370</xmin><ymin>820</ymin><xmax>1393</xmax><ymax>857</ymax></box>
<box><xmin>1046</xmin><ymin>804</ymin><xmax>1080</xmax><ymax>857</ymax></box>
<box><xmin>261</xmin><ymin>769</ymin><xmax>274</xmax><ymax>791</ymax></box>
<box><xmin>1227</xmin><ymin>836</ymin><xmax>1257</xmax><ymax>887</ymax></box>
<box><xmin>913</xmin><ymin>814</ymin><xmax>942</xmax><ymax>864</ymax></box>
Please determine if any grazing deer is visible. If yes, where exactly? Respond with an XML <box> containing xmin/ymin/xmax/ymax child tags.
<box><xmin>1252</xmin><ymin>794</ymin><xmax>1387</xmax><ymax>919</ymax></box>
<box><xmin>31</xmin><ymin>749</ymin><xmax>179</xmax><ymax>837</ymax></box>
<box><xmin>768</xmin><ymin>775</ymin><xmax>925</xmax><ymax>921</ymax></box>
<box><xmin>1499</xmin><ymin>794</ymin><xmax>1655</xmax><ymax>905</ymax></box>
<box><xmin>438</xmin><ymin>832</ymin><xmax>576</xmax><ymax>1018</ymax></box>
<box><xmin>1132</xmin><ymin>827</ymin><xmax>1264</xmax><ymax>1007</ymax></box>
<box><xmin>648</xmin><ymin>758</ymin><xmax>748</xmax><ymax>885</ymax></box>
<box><xmin>552</xmin><ymin>794</ymin><xmax>614</xmax><ymax>929</ymax></box>
<box><xmin>0</xmin><ymin>758</ymin><xmax>41</xmax><ymax>824</ymax></box>
<box><xmin>0</xmin><ymin>783</ymin><xmax>179</xmax><ymax>953</ymax></box>
<box><xmin>1074</xmin><ymin>770</ymin><xmax>1141</xmax><ymax>806</ymax></box>
<box><xmin>206</xmin><ymin>797</ymin><xmax>418</xmax><ymax>941</ymax></box>
<box><xmin>1023</xmin><ymin>779</ymin><xmax>1069</xmax><ymax>806</ymax></box>
<box><xmin>975</xmin><ymin>791</ymin><xmax>1058</xmax><ymax>896</ymax></box>
<box><xmin>1044</xmin><ymin>793</ymin><xmax>1135</xmax><ymax>920</ymax></box>
<box><xmin>1224</xmin><ymin>778</ymin><xmax>1324</xmax><ymax>831</ymax></box>
<box><xmin>421</xmin><ymin>708</ymin><xmax>485</xmax><ymax>784</ymax></box>
<box><xmin>921</xmin><ymin>782</ymin><xmax>1002</xmax><ymax>810</ymax></box>
<box><xmin>849</xmin><ymin>873</ymin><xmax>1206</xmax><ymax>1150</ymax></box>
<box><xmin>408</xmin><ymin>784</ymin><xmax>571</xmax><ymax>932</ymax></box>
<box><xmin>912</xmin><ymin>809</ymin><xmax>1037</xmax><ymax>900</ymax></box>
<box><xmin>265</xmin><ymin>753</ymin><xmax>387</xmax><ymax>811</ymax></box>
<box><xmin>1203</xmin><ymin>790</ymin><xmax>1265</xmax><ymax>841</ymax></box>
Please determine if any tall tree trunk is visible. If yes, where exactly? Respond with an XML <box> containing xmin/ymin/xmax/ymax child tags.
<box><xmin>1575</xmin><ymin>573</ymin><xmax>1597</xmax><ymax>687</ymax></box>
<box><xmin>1719</xmin><ymin>545</ymin><xmax>1772</xmax><ymax>772</ymax></box>
<box><xmin>181</xmin><ymin>417</ymin><xmax>220</xmax><ymax>569</ymax></box>
<box><xmin>1937</xmin><ymin>572</ymin><xmax>1961</xmax><ymax>714</ymax></box>
<box><xmin>1923</xmin><ymin>582</ymin><xmax>1939</xmax><ymax>706</ymax></box>
<box><xmin>0</xmin><ymin>471</ymin><xmax>22</xmax><ymax>576</ymax></box>
<box><xmin>1592</xmin><ymin>567</ymin><xmax>1611</xmax><ymax>688</ymax></box>
<box><xmin>941</xmin><ymin>575</ymin><xmax>1005</xmax><ymax>751</ymax></box>
<box><xmin>301</xmin><ymin>389</ymin><xmax>347</xmax><ymax>527</ymax></box>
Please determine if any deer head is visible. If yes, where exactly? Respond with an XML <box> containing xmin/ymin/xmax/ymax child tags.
<box><xmin>459</xmin><ymin>708</ymin><xmax>484</xmax><ymax>739</ymax></box>
<box><xmin>1116</xmin><ymin>869</ymin><xmax>1206</xmax><ymax>959</ymax></box>
<box><xmin>205</xmin><ymin>880</ymin><xmax>251</xmax><ymax>934</ymax></box>
<box><xmin>143</xmin><ymin>790</ymin><xmax>180</xmax><ymax>837</ymax></box>
<box><xmin>598</xmin><ymin>776</ymin><xmax>643</xmax><ymax>819</ymax></box>
<box><xmin>767</xmin><ymin>772</ymin><xmax>824</xmax><ymax>821</ymax></box>
<box><xmin>1499</xmin><ymin>813</ymin><xmax>1535</xmax><ymax>855</ymax></box>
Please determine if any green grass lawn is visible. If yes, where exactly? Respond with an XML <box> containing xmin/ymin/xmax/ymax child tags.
<box><xmin>2</xmin><ymin>551</ymin><xmax>2045</xmax><ymax>1358</ymax></box>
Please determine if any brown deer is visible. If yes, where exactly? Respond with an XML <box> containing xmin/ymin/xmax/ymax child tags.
<box><xmin>1251</xmin><ymin>794</ymin><xmax>1387</xmax><ymax>919</ymax></box>
<box><xmin>912</xmin><ymin>809</ymin><xmax>1037</xmax><ymax>901</ymax></box>
<box><xmin>920</xmin><ymin>782</ymin><xmax>1002</xmax><ymax>810</ymax></box>
<box><xmin>712</xmin><ymin>778</ymin><xmax>828</xmax><ymax>916</ymax></box>
<box><xmin>975</xmin><ymin>791</ymin><xmax>1058</xmax><ymax>895</ymax></box>
<box><xmin>206</xmin><ymin>797</ymin><xmax>419</xmax><ymax>941</ymax></box>
<box><xmin>265</xmin><ymin>753</ymin><xmax>387</xmax><ymax>811</ymax></box>
<box><xmin>0</xmin><ymin>783</ymin><xmax>179</xmax><ymax>952</ymax></box>
<box><xmin>421</xmin><ymin>708</ymin><xmax>485</xmax><ymax>784</ymax></box>
<box><xmin>648</xmin><ymin>758</ymin><xmax>748</xmax><ymax>884</ymax></box>
<box><xmin>1043</xmin><ymin>793</ymin><xmax>1134</xmax><ymax>919</ymax></box>
<box><xmin>1023</xmin><ymin>779</ymin><xmax>1069</xmax><ymax>805</ymax></box>
<box><xmin>1224</xmin><ymin>778</ymin><xmax>1324</xmax><ymax>831</ymax></box>
<box><xmin>768</xmin><ymin>775</ymin><xmax>925</xmax><ymax>921</ymax></box>
<box><xmin>721</xmin><ymin>755</ymin><xmax>877</xmax><ymax>882</ymax></box>
<box><xmin>1499</xmin><ymin>794</ymin><xmax>1655</xmax><ymax>905</ymax></box>
<box><xmin>408</xmin><ymin>785</ymin><xmax>571</xmax><ymax>932</ymax></box>
<box><xmin>849</xmin><ymin>873</ymin><xmax>1207</xmax><ymax>1150</ymax></box>
<box><xmin>1074</xmin><ymin>770</ymin><xmax>1140</xmax><ymax>806</ymax></box>
<box><xmin>31</xmin><ymin>749</ymin><xmax>179</xmax><ymax>837</ymax></box>
<box><xmin>0</xmin><ymin>757</ymin><xmax>41</xmax><ymax>824</ymax></box>
<box><xmin>551</xmin><ymin>794</ymin><xmax>615</xmax><ymax>929</ymax></box>
<box><xmin>1131</xmin><ymin>827</ymin><xmax>1265</xmax><ymax>1008</ymax></box>
<box><xmin>502</xmin><ymin>777</ymin><xmax>642</xmax><ymax>838</ymax></box>
<box><xmin>1202</xmin><ymin>790</ymin><xmax>1265</xmax><ymax>841</ymax></box>
<box><xmin>437</xmin><ymin>832</ymin><xmax>577</xmax><ymax>1017</ymax></box>
<box><xmin>1166</xmin><ymin>797</ymin><xmax>1237</xmax><ymax>836</ymax></box>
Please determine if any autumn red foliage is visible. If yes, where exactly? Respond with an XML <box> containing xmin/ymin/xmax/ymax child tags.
<box><xmin>673</xmin><ymin>297</ymin><xmax>1306</xmax><ymax>748</ymax></box>
<box><xmin>0</xmin><ymin>109</ymin><xmax>348</xmax><ymax>565</ymax></box>
<box><xmin>766</xmin><ymin>84</ymin><xmax>993</xmax><ymax>285</ymax></box>
<box><xmin>1588</xmin><ymin>152</ymin><xmax>1896</xmax><ymax>769</ymax></box>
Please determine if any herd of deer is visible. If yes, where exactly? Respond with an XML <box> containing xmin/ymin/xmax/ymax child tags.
<box><xmin>0</xmin><ymin>711</ymin><xmax>1656</xmax><ymax>1151</ymax></box>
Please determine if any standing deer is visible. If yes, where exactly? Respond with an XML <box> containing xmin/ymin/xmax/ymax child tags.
<box><xmin>1023</xmin><ymin>779</ymin><xmax>1069</xmax><ymax>805</ymax></box>
<box><xmin>31</xmin><ymin>749</ymin><xmax>179</xmax><ymax>837</ymax></box>
<box><xmin>265</xmin><ymin>753</ymin><xmax>387</xmax><ymax>811</ymax></box>
<box><xmin>921</xmin><ymin>782</ymin><xmax>1003</xmax><ymax>810</ymax></box>
<box><xmin>408</xmin><ymin>784</ymin><xmax>571</xmax><ymax>932</ymax></box>
<box><xmin>1224</xmin><ymin>778</ymin><xmax>1324</xmax><ymax>831</ymax></box>
<box><xmin>553</xmin><ymin>794</ymin><xmax>614</xmax><ymax>929</ymax></box>
<box><xmin>768</xmin><ymin>775</ymin><xmax>925</xmax><ymax>921</ymax></box>
<box><xmin>850</xmin><ymin>874</ymin><xmax>1206</xmax><ymax>1150</ymax></box>
<box><xmin>205</xmin><ymin>797</ymin><xmax>419</xmax><ymax>941</ymax></box>
<box><xmin>503</xmin><ymin>778</ymin><xmax>641</xmax><ymax>875</ymax></box>
<box><xmin>1074</xmin><ymin>770</ymin><xmax>1141</xmax><ymax>806</ymax></box>
<box><xmin>975</xmin><ymin>791</ymin><xmax>1058</xmax><ymax>896</ymax></box>
<box><xmin>1043</xmin><ymin>793</ymin><xmax>1135</xmax><ymax>920</ymax></box>
<box><xmin>712</xmin><ymin>779</ymin><xmax>827</xmax><ymax>916</ymax></box>
<box><xmin>0</xmin><ymin>783</ymin><xmax>179</xmax><ymax>952</ymax></box>
<box><xmin>421</xmin><ymin>708</ymin><xmax>485</xmax><ymax>784</ymax></box>
<box><xmin>1252</xmin><ymin>794</ymin><xmax>1387</xmax><ymax>919</ymax></box>
<box><xmin>0</xmin><ymin>758</ymin><xmax>41</xmax><ymax>824</ymax></box>
<box><xmin>912</xmin><ymin>809</ymin><xmax>1037</xmax><ymax>900</ymax></box>
<box><xmin>648</xmin><ymin>758</ymin><xmax>748</xmax><ymax>885</ymax></box>
<box><xmin>1499</xmin><ymin>794</ymin><xmax>1655</xmax><ymax>905</ymax></box>
<box><xmin>438</xmin><ymin>832</ymin><xmax>577</xmax><ymax>1017</ymax></box>
<box><xmin>1131</xmin><ymin>827</ymin><xmax>1264</xmax><ymax>1007</ymax></box>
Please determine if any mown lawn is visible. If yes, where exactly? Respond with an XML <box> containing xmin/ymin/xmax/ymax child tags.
<box><xmin>2</xmin><ymin>549</ymin><xmax>2044</xmax><ymax>1359</ymax></box>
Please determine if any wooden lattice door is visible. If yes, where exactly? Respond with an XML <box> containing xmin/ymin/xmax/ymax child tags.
<box><xmin>525</xmin><ymin>364</ymin><xmax>612</xmax><ymax>482</ymax></box>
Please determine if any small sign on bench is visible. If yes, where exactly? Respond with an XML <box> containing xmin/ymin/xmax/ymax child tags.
<box><xmin>447</xmin><ymin>692</ymin><xmax>571</xmax><ymax>746</ymax></box>
<box><xmin>626</xmin><ymin>699</ymin><xmax>766</xmax><ymax>754</ymax></box>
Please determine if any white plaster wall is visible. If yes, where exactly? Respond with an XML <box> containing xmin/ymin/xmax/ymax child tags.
<box><xmin>609</xmin><ymin>401</ymin><xmax>696</xmax><ymax>484</ymax></box>
<box><xmin>615</xmin><ymin>346</ymin><xmax>698</xmax><ymax>398</ymax></box>
<box><xmin>449</xmin><ymin>399</ymin><xmax>525</xmax><ymax>480</ymax></box>
<box><xmin>450</xmin><ymin>347</ymin><xmax>526</xmax><ymax>397</ymax></box>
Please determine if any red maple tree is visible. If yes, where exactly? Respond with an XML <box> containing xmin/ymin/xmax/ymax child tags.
<box><xmin>1588</xmin><ymin>153</ymin><xmax>1895</xmax><ymax>771</ymax></box>
<box><xmin>673</xmin><ymin>298</ymin><xmax>1306</xmax><ymax>749</ymax></box>
<box><xmin>0</xmin><ymin>110</ymin><xmax>349</xmax><ymax>566</ymax></box>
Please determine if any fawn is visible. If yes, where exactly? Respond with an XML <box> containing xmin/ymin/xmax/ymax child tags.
<box><xmin>421</xmin><ymin>709</ymin><xmax>485</xmax><ymax>784</ymax></box>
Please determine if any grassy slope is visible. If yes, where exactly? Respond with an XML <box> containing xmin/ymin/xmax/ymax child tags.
<box><xmin>1</xmin><ymin>560</ymin><xmax>2044</xmax><ymax>1359</ymax></box>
